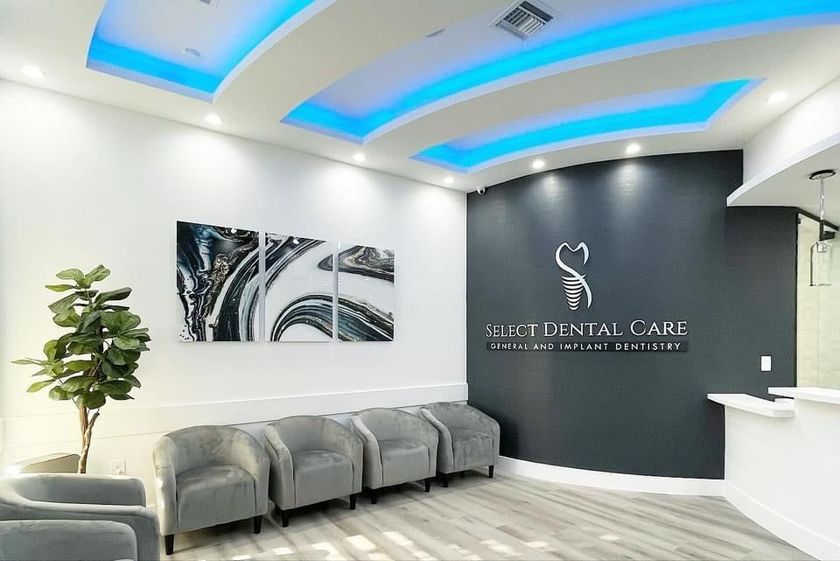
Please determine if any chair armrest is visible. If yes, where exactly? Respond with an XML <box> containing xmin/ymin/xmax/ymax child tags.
<box><xmin>28</xmin><ymin>473</ymin><xmax>146</xmax><ymax>507</ymax></box>
<box><xmin>263</xmin><ymin>426</ymin><xmax>296</xmax><ymax>509</ymax></box>
<box><xmin>0</xmin><ymin>520</ymin><xmax>138</xmax><ymax>561</ymax></box>
<box><xmin>152</xmin><ymin>437</ymin><xmax>178</xmax><ymax>536</ymax></box>
<box><xmin>350</xmin><ymin>415</ymin><xmax>383</xmax><ymax>489</ymax></box>
<box><xmin>225</xmin><ymin>431</ymin><xmax>270</xmax><ymax>515</ymax></box>
<box><xmin>321</xmin><ymin>421</ymin><xmax>364</xmax><ymax>494</ymax></box>
<box><xmin>420</xmin><ymin>408</ymin><xmax>455</xmax><ymax>473</ymax></box>
<box><xmin>460</xmin><ymin>406</ymin><xmax>501</xmax><ymax>462</ymax></box>
<box><xmin>10</xmin><ymin>498</ymin><xmax>159</xmax><ymax>561</ymax></box>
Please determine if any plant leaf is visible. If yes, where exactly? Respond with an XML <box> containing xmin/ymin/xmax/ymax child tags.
<box><xmin>94</xmin><ymin>288</ymin><xmax>131</xmax><ymax>306</ymax></box>
<box><xmin>52</xmin><ymin>308</ymin><xmax>81</xmax><ymax>328</ymax></box>
<box><xmin>65</xmin><ymin>360</ymin><xmax>95</xmax><ymax>373</ymax></box>
<box><xmin>48</xmin><ymin>293</ymin><xmax>79</xmax><ymax>314</ymax></box>
<box><xmin>45</xmin><ymin>284</ymin><xmax>76</xmax><ymax>292</ymax></box>
<box><xmin>61</xmin><ymin>376</ymin><xmax>96</xmax><ymax>392</ymax></box>
<box><xmin>12</xmin><ymin>358</ymin><xmax>42</xmax><ymax>366</ymax></box>
<box><xmin>48</xmin><ymin>386</ymin><xmax>71</xmax><ymax>401</ymax></box>
<box><xmin>55</xmin><ymin>268</ymin><xmax>84</xmax><ymax>283</ymax></box>
<box><xmin>81</xmin><ymin>390</ymin><xmax>106</xmax><ymax>409</ymax></box>
<box><xmin>85</xmin><ymin>265</ymin><xmax>111</xmax><ymax>284</ymax></box>
<box><xmin>123</xmin><ymin>374</ymin><xmax>142</xmax><ymax>388</ymax></box>
<box><xmin>113</xmin><ymin>336</ymin><xmax>140</xmax><ymax>350</ymax></box>
<box><xmin>99</xmin><ymin>380</ymin><xmax>132</xmax><ymax>395</ymax></box>
<box><xmin>27</xmin><ymin>380</ymin><xmax>54</xmax><ymax>393</ymax></box>
<box><xmin>106</xmin><ymin>347</ymin><xmax>129</xmax><ymax>366</ymax></box>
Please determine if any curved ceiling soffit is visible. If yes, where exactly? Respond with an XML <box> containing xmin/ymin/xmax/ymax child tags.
<box><xmin>86</xmin><ymin>0</ymin><xmax>336</xmax><ymax>101</ymax></box>
<box><xmin>414</xmin><ymin>78</ymin><xmax>757</xmax><ymax>173</ymax></box>
<box><xmin>282</xmin><ymin>0</ymin><xmax>840</xmax><ymax>144</ymax></box>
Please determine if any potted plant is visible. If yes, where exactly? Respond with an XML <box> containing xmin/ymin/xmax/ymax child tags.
<box><xmin>13</xmin><ymin>265</ymin><xmax>151</xmax><ymax>473</ymax></box>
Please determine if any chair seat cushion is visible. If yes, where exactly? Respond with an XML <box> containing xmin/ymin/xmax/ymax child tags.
<box><xmin>292</xmin><ymin>450</ymin><xmax>353</xmax><ymax>508</ymax></box>
<box><xmin>176</xmin><ymin>465</ymin><xmax>256</xmax><ymax>532</ymax></box>
<box><xmin>451</xmin><ymin>429</ymin><xmax>494</xmax><ymax>471</ymax></box>
<box><xmin>379</xmin><ymin>438</ymin><xmax>431</xmax><ymax>486</ymax></box>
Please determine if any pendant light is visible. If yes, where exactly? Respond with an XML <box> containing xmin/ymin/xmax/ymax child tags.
<box><xmin>809</xmin><ymin>169</ymin><xmax>836</xmax><ymax>287</ymax></box>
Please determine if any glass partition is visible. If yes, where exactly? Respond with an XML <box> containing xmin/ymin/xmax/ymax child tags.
<box><xmin>797</xmin><ymin>215</ymin><xmax>840</xmax><ymax>388</ymax></box>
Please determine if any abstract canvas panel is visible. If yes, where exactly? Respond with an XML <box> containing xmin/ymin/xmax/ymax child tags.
<box><xmin>265</xmin><ymin>233</ymin><xmax>335</xmax><ymax>342</ymax></box>
<box><xmin>176</xmin><ymin>221</ymin><xmax>260</xmax><ymax>342</ymax></box>
<box><xmin>336</xmin><ymin>245</ymin><xmax>395</xmax><ymax>341</ymax></box>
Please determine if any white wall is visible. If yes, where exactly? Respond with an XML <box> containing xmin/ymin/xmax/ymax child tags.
<box><xmin>0</xmin><ymin>81</ymin><xmax>467</xmax><ymax>494</ymax></box>
<box><xmin>744</xmin><ymin>75</ymin><xmax>840</xmax><ymax>182</ymax></box>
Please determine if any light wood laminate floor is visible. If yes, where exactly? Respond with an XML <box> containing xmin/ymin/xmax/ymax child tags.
<box><xmin>166</xmin><ymin>472</ymin><xmax>810</xmax><ymax>561</ymax></box>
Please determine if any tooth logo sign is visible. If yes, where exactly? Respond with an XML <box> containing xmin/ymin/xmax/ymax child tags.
<box><xmin>555</xmin><ymin>242</ymin><xmax>593</xmax><ymax>311</ymax></box>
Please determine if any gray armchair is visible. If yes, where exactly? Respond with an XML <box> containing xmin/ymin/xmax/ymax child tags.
<box><xmin>264</xmin><ymin>415</ymin><xmax>362</xmax><ymax>526</ymax></box>
<box><xmin>350</xmin><ymin>408</ymin><xmax>438</xmax><ymax>503</ymax></box>
<box><xmin>0</xmin><ymin>474</ymin><xmax>158</xmax><ymax>561</ymax></box>
<box><xmin>420</xmin><ymin>402</ymin><xmax>500</xmax><ymax>484</ymax></box>
<box><xmin>0</xmin><ymin>520</ymin><xmax>137</xmax><ymax>561</ymax></box>
<box><xmin>152</xmin><ymin>425</ymin><xmax>269</xmax><ymax>555</ymax></box>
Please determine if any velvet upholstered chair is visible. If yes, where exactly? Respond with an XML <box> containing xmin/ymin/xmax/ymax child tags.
<box><xmin>152</xmin><ymin>425</ymin><xmax>269</xmax><ymax>555</ymax></box>
<box><xmin>263</xmin><ymin>415</ymin><xmax>362</xmax><ymax>526</ymax></box>
<box><xmin>350</xmin><ymin>408</ymin><xmax>438</xmax><ymax>503</ymax></box>
<box><xmin>0</xmin><ymin>474</ymin><xmax>159</xmax><ymax>561</ymax></box>
<box><xmin>0</xmin><ymin>520</ymin><xmax>139</xmax><ymax>561</ymax></box>
<box><xmin>420</xmin><ymin>402</ymin><xmax>500</xmax><ymax>484</ymax></box>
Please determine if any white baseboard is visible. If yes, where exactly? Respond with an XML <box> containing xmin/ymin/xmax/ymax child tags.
<box><xmin>725</xmin><ymin>482</ymin><xmax>840</xmax><ymax>561</ymax></box>
<box><xmin>497</xmin><ymin>456</ymin><xmax>724</xmax><ymax>496</ymax></box>
<box><xmin>1</xmin><ymin>382</ymin><xmax>468</xmax><ymax>450</ymax></box>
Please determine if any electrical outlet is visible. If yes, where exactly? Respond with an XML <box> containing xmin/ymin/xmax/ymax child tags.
<box><xmin>761</xmin><ymin>355</ymin><xmax>772</xmax><ymax>372</ymax></box>
<box><xmin>110</xmin><ymin>459</ymin><xmax>126</xmax><ymax>475</ymax></box>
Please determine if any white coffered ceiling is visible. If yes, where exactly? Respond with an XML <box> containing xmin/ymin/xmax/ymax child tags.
<box><xmin>1</xmin><ymin>0</ymin><xmax>839</xmax><ymax>192</ymax></box>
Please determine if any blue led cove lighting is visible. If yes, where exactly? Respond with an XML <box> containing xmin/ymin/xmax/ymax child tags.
<box><xmin>87</xmin><ymin>0</ymin><xmax>317</xmax><ymax>99</ymax></box>
<box><xmin>284</xmin><ymin>0</ymin><xmax>840</xmax><ymax>141</ymax></box>
<box><xmin>414</xmin><ymin>79</ymin><xmax>755</xmax><ymax>172</ymax></box>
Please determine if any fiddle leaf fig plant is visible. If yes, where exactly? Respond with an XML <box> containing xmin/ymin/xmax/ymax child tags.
<box><xmin>13</xmin><ymin>265</ymin><xmax>151</xmax><ymax>473</ymax></box>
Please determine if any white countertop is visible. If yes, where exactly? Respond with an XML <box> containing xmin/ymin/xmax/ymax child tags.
<box><xmin>707</xmin><ymin>393</ymin><xmax>795</xmax><ymax>418</ymax></box>
<box><xmin>769</xmin><ymin>387</ymin><xmax>840</xmax><ymax>406</ymax></box>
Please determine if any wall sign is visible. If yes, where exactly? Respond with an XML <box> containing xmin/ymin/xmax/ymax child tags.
<box><xmin>484</xmin><ymin>241</ymin><xmax>688</xmax><ymax>352</ymax></box>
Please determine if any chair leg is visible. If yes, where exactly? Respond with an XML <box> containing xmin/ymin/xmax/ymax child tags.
<box><xmin>253</xmin><ymin>515</ymin><xmax>262</xmax><ymax>534</ymax></box>
<box><xmin>370</xmin><ymin>488</ymin><xmax>379</xmax><ymax>505</ymax></box>
<box><xmin>424</xmin><ymin>478</ymin><xmax>432</xmax><ymax>492</ymax></box>
<box><xmin>489</xmin><ymin>465</ymin><xmax>495</xmax><ymax>478</ymax></box>
<box><xmin>460</xmin><ymin>471</ymin><xmax>466</xmax><ymax>479</ymax></box>
<box><xmin>349</xmin><ymin>494</ymin><xmax>357</xmax><ymax>510</ymax></box>
<box><xmin>164</xmin><ymin>534</ymin><xmax>174</xmax><ymax>556</ymax></box>
<box><xmin>442</xmin><ymin>473</ymin><xmax>449</xmax><ymax>488</ymax></box>
<box><xmin>279</xmin><ymin>509</ymin><xmax>290</xmax><ymax>527</ymax></box>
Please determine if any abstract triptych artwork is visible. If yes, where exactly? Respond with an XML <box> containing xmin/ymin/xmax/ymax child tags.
<box><xmin>176</xmin><ymin>221</ymin><xmax>395</xmax><ymax>343</ymax></box>
<box><xmin>176</xmin><ymin>221</ymin><xmax>260</xmax><ymax>342</ymax></box>
<box><xmin>265</xmin><ymin>233</ymin><xmax>335</xmax><ymax>342</ymax></box>
<box><xmin>337</xmin><ymin>246</ymin><xmax>395</xmax><ymax>342</ymax></box>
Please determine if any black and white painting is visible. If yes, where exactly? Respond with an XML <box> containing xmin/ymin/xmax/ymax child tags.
<box><xmin>265</xmin><ymin>233</ymin><xmax>335</xmax><ymax>342</ymax></box>
<box><xmin>336</xmin><ymin>245</ymin><xmax>395</xmax><ymax>341</ymax></box>
<box><xmin>176</xmin><ymin>221</ymin><xmax>260</xmax><ymax>342</ymax></box>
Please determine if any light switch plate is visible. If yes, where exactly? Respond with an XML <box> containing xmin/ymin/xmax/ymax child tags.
<box><xmin>761</xmin><ymin>355</ymin><xmax>772</xmax><ymax>372</ymax></box>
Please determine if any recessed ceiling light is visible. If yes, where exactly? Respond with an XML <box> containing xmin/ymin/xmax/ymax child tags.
<box><xmin>205</xmin><ymin>113</ymin><xmax>223</xmax><ymax>127</ymax></box>
<box><xmin>532</xmin><ymin>158</ymin><xmax>546</xmax><ymax>170</ymax></box>
<box><xmin>625</xmin><ymin>142</ymin><xmax>641</xmax><ymax>155</ymax></box>
<box><xmin>21</xmin><ymin>65</ymin><xmax>46</xmax><ymax>79</ymax></box>
<box><xmin>443</xmin><ymin>176</ymin><xmax>455</xmax><ymax>185</ymax></box>
<box><xmin>767</xmin><ymin>91</ymin><xmax>789</xmax><ymax>105</ymax></box>
<box><xmin>353</xmin><ymin>152</ymin><xmax>366</xmax><ymax>163</ymax></box>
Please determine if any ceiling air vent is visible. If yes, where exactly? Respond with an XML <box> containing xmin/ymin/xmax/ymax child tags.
<box><xmin>493</xmin><ymin>1</ymin><xmax>554</xmax><ymax>40</ymax></box>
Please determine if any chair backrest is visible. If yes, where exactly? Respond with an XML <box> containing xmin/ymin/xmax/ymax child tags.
<box><xmin>266</xmin><ymin>416</ymin><xmax>348</xmax><ymax>453</ymax></box>
<box><xmin>354</xmin><ymin>408</ymin><xmax>424</xmax><ymax>441</ymax></box>
<box><xmin>424</xmin><ymin>402</ymin><xmax>471</xmax><ymax>429</ymax></box>
<box><xmin>157</xmin><ymin>425</ymin><xmax>249</xmax><ymax>474</ymax></box>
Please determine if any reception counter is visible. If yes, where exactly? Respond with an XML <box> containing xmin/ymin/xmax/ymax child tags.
<box><xmin>709</xmin><ymin>388</ymin><xmax>840</xmax><ymax>560</ymax></box>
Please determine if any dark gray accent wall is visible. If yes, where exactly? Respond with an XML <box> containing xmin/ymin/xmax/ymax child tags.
<box><xmin>466</xmin><ymin>151</ymin><xmax>797</xmax><ymax>479</ymax></box>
